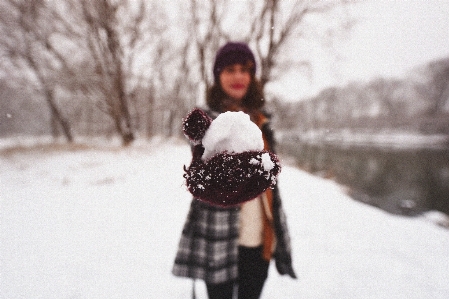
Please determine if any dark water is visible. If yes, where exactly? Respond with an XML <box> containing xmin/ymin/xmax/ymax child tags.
<box><xmin>279</xmin><ymin>141</ymin><xmax>449</xmax><ymax>216</ymax></box>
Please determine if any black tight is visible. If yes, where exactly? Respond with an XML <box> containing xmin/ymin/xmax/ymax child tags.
<box><xmin>206</xmin><ymin>246</ymin><xmax>269</xmax><ymax>299</ymax></box>
<box><xmin>206</xmin><ymin>280</ymin><xmax>235</xmax><ymax>299</ymax></box>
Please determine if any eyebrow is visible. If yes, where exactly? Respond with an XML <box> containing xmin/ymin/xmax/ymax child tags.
<box><xmin>225</xmin><ymin>64</ymin><xmax>251</xmax><ymax>70</ymax></box>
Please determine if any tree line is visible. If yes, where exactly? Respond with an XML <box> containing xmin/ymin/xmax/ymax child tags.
<box><xmin>272</xmin><ymin>56</ymin><xmax>449</xmax><ymax>136</ymax></box>
<box><xmin>0</xmin><ymin>0</ymin><xmax>355</xmax><ymax>145</ymax></box>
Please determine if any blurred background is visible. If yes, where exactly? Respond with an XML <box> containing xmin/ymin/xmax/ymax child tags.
<box><xmin>1</xmin><ymin>0</ymin><xmax>448</xmax><ymax>216</ymax></box>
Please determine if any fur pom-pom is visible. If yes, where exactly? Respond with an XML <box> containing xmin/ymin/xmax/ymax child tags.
<box><xmin>184</xmin><ymin>150</ymin><xmax>281</xmax><ymax>206</ymax></box>
<box><xmin>182</xmin><ymin>108</ymin><xmax>212</xmax><ymax>143</ymax></box>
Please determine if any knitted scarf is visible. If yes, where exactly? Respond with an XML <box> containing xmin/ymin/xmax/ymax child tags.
<box><xmin>251</xmin><ymin>111</ymin><xmax>275</xmax><ymax>262</ymax></box>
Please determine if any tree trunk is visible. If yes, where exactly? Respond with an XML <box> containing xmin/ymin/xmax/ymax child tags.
<box><xmin>45</xmin><ymin>88</ymin><xmax>73</xmax><ymax>142</ymax></box>
<box><xmin>115</xmin><ymin>71</ymin><xmax>135</xmax><ymax>146</ymax></box>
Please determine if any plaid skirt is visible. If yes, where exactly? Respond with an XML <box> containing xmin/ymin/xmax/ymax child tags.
<box><xmin>172</xmin><ymin>187</ymin><xmax>296</xmax><ymax>284</ymax></box>
<box><xmin>172</xmin><ymin>199</ymin><xmax>240</xmax><ymax>284</ymax></box>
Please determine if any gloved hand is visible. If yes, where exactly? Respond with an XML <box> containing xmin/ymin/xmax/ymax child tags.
<box><xmin>274</xmin><ymin>250</ymin><xmax>297</xmax><ymax>279</ymax></box>
<box><xmin>184</xmin><ymin>150</ymin><xmax>280</xmax><ymax>206</ymax></box>
<box><xmin>182</xmin><ymin>108</ymin><xmax>281</xmax><ymax>207</ymax></box>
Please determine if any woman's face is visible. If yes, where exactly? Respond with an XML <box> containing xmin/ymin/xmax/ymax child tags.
<box><xmin>219</xmin><ymin>63</ymin><xmax>252</xmax><ymax>101</ymax></box>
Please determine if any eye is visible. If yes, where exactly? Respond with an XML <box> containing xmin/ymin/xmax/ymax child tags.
<box><xmin>224</xmin><ymin>65</ymin><xmax>237</xmax><ymax>73</ymax></box>
<box><xmin>241</xmin><ymin>66</ymin><xmax>251</xmax><ymax>73</ymax></box>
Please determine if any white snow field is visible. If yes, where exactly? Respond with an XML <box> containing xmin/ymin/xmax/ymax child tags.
<box><xmin>1</xmin><ymin>139</ymin><xmax>448</xmax><ymax>299</ymax></box>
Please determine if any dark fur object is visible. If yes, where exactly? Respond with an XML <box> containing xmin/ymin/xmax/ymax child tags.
<box><xmin>182</xmin><ymin>108</ymin><xmax>281</xmax><ymax>206</ymax></box>
<box><xmin>182</xmin><ymin>108</ymin><xmax>212</xmax><ymax>143</ymax></box>
<box><xmin>184</xmin><ymin>150</ymin><xmax>281</xmax><ymax>206</ymax></box>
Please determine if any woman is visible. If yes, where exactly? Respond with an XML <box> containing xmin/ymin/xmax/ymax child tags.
<box><xmin>173</xmin><ymin>42</ymin><xmax>296</xmax><ymax>299</ymax></box>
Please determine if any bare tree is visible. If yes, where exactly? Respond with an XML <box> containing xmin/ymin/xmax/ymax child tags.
<box><xmin>1</xmin><ymin>0</ymin><xmax>360</xmax><ymax>141</ymax></box>
<box><xmin>167</xmin><ymin>41</ymin><xmax>202</xmax><ymax>137</ymax></box>
<box><xmin>77</xmin><ymin>0</ymin><xmax>148</xmax><ymax>145</ymax></box>
<box><xmin>150</xmin><ymin>0</ymin><xmax>230</xmax><ymax>136</ymax></box>
<box><xmin>248</xmin><ymin>0</ymin><xmax>357</xmax><ymax>90</ymax></box>
<box><xmin>425</xmin><ymin>58</ymin><xmax>449</xmax><ymax>115</ymax></box>
<box><xmin>2</xmin><ymin>0</ymin><xmax>189</xmax><ymax>142</ymax></box>
<box><xmin>183</xmin><ymin>0</ymin><xmax>357</xmax><ymax>99</ymax></box>
<box><xmin>0</xmin><ymin>0</ymin><xmax>75</xmax><ymax>141</ymax></box>
<box><xmin>187</xmin><ymin>0</ymin><xmax>230</xmax><ymax>92</ymax></box>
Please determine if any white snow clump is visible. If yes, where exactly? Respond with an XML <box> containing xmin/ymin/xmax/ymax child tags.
<box><xmin>202</xmin><ymin>111</ymin><xmax>264</xmax><ymax>161</ymax></box>
<box><xmin>260</xmin><ymin>152</ymin><xmax>274</xmax><ymax>171</ymax></box>
<box><xmin>249</xmin><ymin>153</ymin><xmax>275</xmax><ymax>171</ymax></box>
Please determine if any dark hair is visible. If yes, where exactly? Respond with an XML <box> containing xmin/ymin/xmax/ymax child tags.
<box><xmin>206</xmin><ymin>78</ymin><xmax>265</xmax><ymax>112</ymax></box>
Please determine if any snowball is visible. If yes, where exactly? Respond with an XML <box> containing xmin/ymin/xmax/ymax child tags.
<box><xmin>202</xmin><ymin>111</ymin><xmax>264</xmax><ymax>161</ymax></box>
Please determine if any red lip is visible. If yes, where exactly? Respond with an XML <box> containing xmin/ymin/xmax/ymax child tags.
<box><xmin>231</xmin><ymin>84</ymin><xmax>245</xmax><ymax>89</ymax></box>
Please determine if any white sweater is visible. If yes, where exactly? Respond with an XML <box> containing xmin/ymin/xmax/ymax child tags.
<box><xmin>238</xmin><ymin>197</ymin><xmax>264</xmax><ymax>247</ymax></box>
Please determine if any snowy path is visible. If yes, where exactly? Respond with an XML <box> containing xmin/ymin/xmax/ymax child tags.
<box><xmin>1</xmin><ymin>140</ymin><xmax>448</xmax><ymax>299</ymax></box>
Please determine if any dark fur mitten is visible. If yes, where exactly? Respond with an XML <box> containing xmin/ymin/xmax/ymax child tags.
<box><xmin>182</xmin><ymin>108</ymin><xmax>281</xmax><ymax>206</ymax></box>
<box><xmin>184</xmin><ymin>151</ymin><xmax>280</xmax><ymax>206</ymax></box>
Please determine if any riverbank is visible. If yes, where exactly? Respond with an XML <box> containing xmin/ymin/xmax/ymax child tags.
<box><xmin>281</xmin><ymin>129</ymin><xmax>449</xmax><ymax>150</ymax></box>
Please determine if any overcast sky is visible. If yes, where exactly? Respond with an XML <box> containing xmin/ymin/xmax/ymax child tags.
<box><xmin>272</xmin><ymin>0</ymin><xmax>449</xmax><ymax>101</ymax></box>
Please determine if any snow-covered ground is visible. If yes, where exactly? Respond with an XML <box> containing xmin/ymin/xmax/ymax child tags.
<box><xmin>1</xmin><ymin>139</ymin><xmax>448</xmax><ymax>299</ymax></box>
